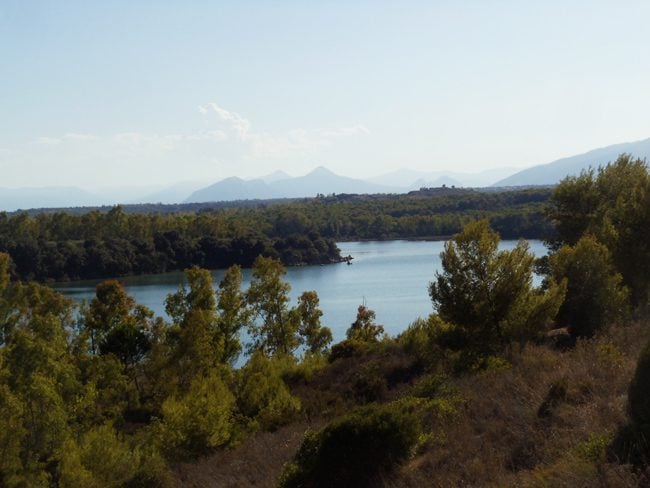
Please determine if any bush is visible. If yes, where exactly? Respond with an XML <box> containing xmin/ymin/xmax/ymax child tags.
<box><xmin>352</xmin><ymin>364</ymin><xmax>388</xmax><ymax>403</ymax></box>
<box><xmin>549</xmin><ymin>235</ymin><xmax>629</xmax><ymax>338</ymax></box>
<box><xmin>609</xmin><ymin>339</ymin><xmax>650</xmax><ymax>465</ymax></box>
<box><xmin>279</xmin><ymin>402</ymin><xmax>420</xmax><ymax>488</ymax></box>
<box><xmin>156</xmin><ymin>372</ymin><xmax>235</xmax><ymax>459</ymax></box>
<box><xmin>628</xmin><ymin>340</ymin><xmax>650</xmax><ymax>427</ymax></box>
<box><xmin>236</xmin><ymin>351</ymin><xmax>301</xmax><ymax>430</ymax></box>
<box><xmin>537</xmin><ymin>379</ymin><xmax>568</xmax><ymax>419</ymax></box>
<box><xmin>398</xmin><ymin>315</ymin><xmax>452</xmax><ymax>368</ymax></box>
<box><xmin>328</xmin><ymin>339</ymin><xmax>368</xmax><ymax>363</ymax></box>
<box><xmin>429</xmin><ymin>220</ymin><xmax>565</xmax><ymax>355</ymax></box>
<box><xmin>58</xmin><ymin>425</ymin><xmax>172</xmax><ymax>488</ymax></box>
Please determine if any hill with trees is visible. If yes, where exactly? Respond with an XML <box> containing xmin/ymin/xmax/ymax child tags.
<box><xmin>1</xmin><ymin>154</ymin><xmax>650</xmax><ymax>486</ymax></box>
<box><xmin>0</xmin><ymin>186</ymin><xmax>553</xmax><ymax>282</ymax></box>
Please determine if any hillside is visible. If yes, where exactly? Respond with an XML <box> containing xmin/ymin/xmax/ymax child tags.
<box><xmin>494</xmin><ymin>137</ymin><xmax>650</xmax><ymax>186</ymax></box>
<box><xmin>174</xmin><ymin>322</ymin><xmax>648</xmax><ymax>487</ymax></box>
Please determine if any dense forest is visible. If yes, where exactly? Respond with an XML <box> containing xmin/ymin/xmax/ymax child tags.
<box><xmin>0</xmin><ymin>186</ymin><xmax>552</xmax><ymax>282</ymax></box>
<box><xmin>2</xmin><ymin>155</ymin><xmax>650</xmax><ymax>486</ymax></box>
<box><xmin>0</xmin><ymin>208</ymin><xmax>341</xmax><ymax>282</ymax></box>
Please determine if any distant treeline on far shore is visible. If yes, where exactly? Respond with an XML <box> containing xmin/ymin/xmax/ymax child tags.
<box><xmin>0</xmin><ymin>187</ymin><xmax>554</xmax><ymax>282</ymax></box>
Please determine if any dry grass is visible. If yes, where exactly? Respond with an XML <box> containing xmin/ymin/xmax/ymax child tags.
<box><xmin>173</xmin><ymin>322</ymin><xmax>650</xmax><ymax>487</ymax></box>
<box><xmin>173</xmin><ymin>421</ymin><xmax>322</xmax><ymax>487</ymax></box>
<box><xmin>389</xmin><ymin>322</ymin><xmax>650</xmax><ymax>487</ymax></box>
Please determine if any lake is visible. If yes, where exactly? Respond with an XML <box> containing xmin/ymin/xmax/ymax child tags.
<box><xmin>54</xmin><ymin>239</ymin><xmax>547</xmax><ymax>343</ymax></box>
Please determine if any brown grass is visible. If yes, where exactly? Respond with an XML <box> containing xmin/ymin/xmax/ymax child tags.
<box><xmin>173</xmin><ymin>322</ymin><xmax>650</xmax><ymax>487</ymax></box>
<box><xmin>389</xmin><ymin>322</ymin><xmax>650</xmax><ymax>487</ymax></box>
<box><xmin>173</xmin><ymin>421</ymin><xmax>322</xmax><ymax>487</ymax></box>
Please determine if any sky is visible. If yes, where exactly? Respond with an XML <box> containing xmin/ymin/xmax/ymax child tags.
<box><xmin>1</xmin><ymin>1</ymin><xmax>649</xmax><ymax>189</ymax></box>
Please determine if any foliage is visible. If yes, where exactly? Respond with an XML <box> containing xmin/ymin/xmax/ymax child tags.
<box><xmin>547</xmin><ymin>154</ymin><xmax>650</xmax><ymax>305</ymax></box>
<box><xmin>0</xmin><ymin>206</ymin><xmax>341</xmax><ymax>282</ymax></box>
<box><xmin>58</xmin><ymin>425</ymin><xmax>140</xmax><ymax>488</ymax></box>
<box><xmin>628</xmin><ymin>340</ymin><xmax>650</xmax><ymax>429</ymax></box>
<box><xmin>216</xmin><ymin>265</ymin><xmax>250</xmax><ymax>365</ymax></box>
<box><xmin>0</xmin><ymin>186</ymin><xmax>552</xmax><ymax>282</ymax></box>
<box><xmin>398</xmin><ymin>315</ymin><xmax>452</xmax><ymax>369</ymax></box>
<box><xmin>165</xmin><ymin>266</ymin><xmax>223</xmax><ymax>387</ymax></box>
<box><xmin>328</xmin><ymin>338</ymin><xmax>369</xmax><ymax>362</ymax></box>
<box><xmin>608</xmin><ymin>338</ymin><xmax>650</xmax><ymax>466</ymax></box>
<box><xmin>295</xmin><ymin>291</ymin><xmax>333</xmax><ymax>354</ymax></box>
<box><xmin>236</xmin><ymin>351</ymin><xmax>301</xmax><ymax>430</ymax></box>
<box><xmin>346</xmin><ymin>305</ymin><xmax>384</xmax><ymax>342</ymax></box>
<box><xmin>548</xmin><ymin>235</ymin><xmax>629</xmax><ymax>337</ymax></box>
<box><xmin>279</xmin><ymin>402</ymin><xmax>420</xmax><ymax>488</ymax></box>
<box><xmin>156</xmin><ymin>372</ymin><xmax>235</xmax><ymax>459</ymax></box>
<box><xmin>246</xmin><ymin>256</ymin><xmax>298</xmax><ymax>355</ymax></box>
<box><xmin>429</xmin><ymin>220</ymin><xmax>565</xmax><ymax>356</ymax></box>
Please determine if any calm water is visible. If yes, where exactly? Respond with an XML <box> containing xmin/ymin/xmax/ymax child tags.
<box><xmin>54</xmin><ymin>240</ymin><xmax>546</xmax><ymax>343</ymax></box>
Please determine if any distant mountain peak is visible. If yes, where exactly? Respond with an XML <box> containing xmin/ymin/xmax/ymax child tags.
<box><xmin>493</xmin><ymin>137</ymin><xmax>650</xmax><ymax>187</ymax></box>
<box><xmin>222</xmin><ymin>176</ymin><xmax>246</xmax><ymax>182</ymax></box>
<box><xmin>308</xmin><ymin>166</ymin><xmax>336</xmax><ymax>176</ymax></box>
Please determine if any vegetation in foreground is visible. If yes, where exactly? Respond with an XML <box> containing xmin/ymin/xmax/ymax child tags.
<box><xmin>0</xmin><ymin>154</ymin><xmax>649</xmax><ymax>486</ymax></box>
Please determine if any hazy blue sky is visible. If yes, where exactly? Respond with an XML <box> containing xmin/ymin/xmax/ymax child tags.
<box><xmin>1</xmin><ymin>1</ymin><xmax>649</xmax><ymax>189</ymax></box>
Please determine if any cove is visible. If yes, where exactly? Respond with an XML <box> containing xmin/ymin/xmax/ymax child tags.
<box><xmin>54</xmin><ymin>239</ymin><xmax>547</xmax><ymax>343</ymax></box>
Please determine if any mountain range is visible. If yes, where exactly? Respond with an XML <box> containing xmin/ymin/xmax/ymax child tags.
<box><xmin>493</xmin><ymin>137</ymin><xmax>650</xmax><ymax>186</ymax></box>
<box><xmin>2</xmin><ymin>137</ymin><xmax>649</xmax><ymax>211</ymax></box>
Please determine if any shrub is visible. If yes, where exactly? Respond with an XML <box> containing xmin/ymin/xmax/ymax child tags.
<box><xmin>328</xmin><ymin>338</ymin><xmax>368</xmax><ymax>363</ymax></box>
<box><xmin>346</xmin><ymin>305</ymin><xmax>384</xmax><ymax>342</ymax></box>
<box><xmin>537</xmin><ymin>379</ymin><xmax>568</xmax><ymax>419</ymax></box>
<box><xmin>628</xmin><ymin>340</ymin><xmax>650</xmax><ymax>427</ymax></box>
<box><xmin>429</xmin><ymin>220</ymin><xmax>565</xmax><ymax>355</ymax></box>
<box><xmin>352</xmin><ymin>364</ymin><xmax>388</xmax><ymax>403</ymax></box>
<box><xmin>398</xmin><ymin>315</ymin><xmax>448</xmax><ymax>369</ymax></box>
<box><xmin>156</xmin><ymin>372</ymin><xmax>235</xmax><ymax>459</ymax></box>
<box><xmin>236</xmin><ymin>351</ymin><xmax>301</xmax><ymax>430</ymax></box>
<box><xmin>279</xmin><ymin>402</ymin><xmax>420</xmax><ymax>488</ymax></box>
<box><xmin>549</xmin><ymin>235</ymin><xmax>629</xmax><ymax>338</ymax></box>
<box><xmin>58</xmin><ymin>425</ymin><xmax>172</xmax><ymax>488</ymax></box>
<box><xmin>609</xmin><ymin>339</ymin><xmax>650</xmax><ymax>465</ymax></box>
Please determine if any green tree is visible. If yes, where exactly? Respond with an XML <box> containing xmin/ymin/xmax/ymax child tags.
<box><xmin>236</xmin><ymin>351</ymin><xmax>301</xmax><ymax>429</ymax></box>
<box><xmin>216</xmin><ymin>265</ymin><xmax>250</xmax><ymax>365</ymax></box>
<box><xmin>246</xmin><ymin>257</ymin><xmax>298</xmax><ymax>355</ymax></box>
<box><xmin>165</xmin><ymin>266</ymin><xmax>222</xmax><ymax>388</ymax></box>
<box><xmin>549</xmin><ymin>235</ymin><xmax>629</xmax><ymax>337</ymax></box>
<box><xmin>346</xmin><ymin>305</ymin><xmax>384</xmax><ymax>342</ymax></box>
<box><xmin>548</xmin><ymin>154</ymin><xmax>650</xmax><ymax>305</ymax></box>
<box><xmin>83</xmin><ymin>280</ymin><xmax>153</xmax><ymax>397</ymax></box>
<box><xmin>157</xmin><ymin>371</ymin><xmax>235</xmax><ymax>459</ymax></box>
<box><xmin>85</xmin><ymin>280</ymin><xmax>136</xmax><ymax>354</ymax></box>
<box><xmin>0</xmin><ymin>278</ymin><xmax>81</xmax><ymax>485</ymax></box>
<box><xmin>295</xmin><ymin>291</ymin><xmax>332</xmax><ymax>354</ymax></box>
<box><xmin>429</xmin><ymin>220</ymin><xmax>564</xmax><ymax>355</ymax></box>
<box><xmin>545</xmin><ymin>168</ymin><xmax>599</xmax><ymax>249</ymax></box>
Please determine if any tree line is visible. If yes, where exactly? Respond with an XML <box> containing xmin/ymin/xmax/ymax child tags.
<box><xmin>2</xmin><ymin>154</ymin><xmax>650</xmax><ymax>485</ymax></box>
<box><xmin>0</xmin><ymin>207</ymin><xmax>340</xmax><ymax>282</ymax></box>
<box><xmin>0</xmin><ymin>187</ymin><xmax>553</xmax><ymax>282</ymax></box>
<box><xmin>0</xmin><ymin>250</ymin><xmax>342</xmax><ymax>486</ymax></box>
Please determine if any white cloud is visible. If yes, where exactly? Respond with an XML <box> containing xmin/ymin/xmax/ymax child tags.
<box><xmin>63</xmin><ymin>133</ymin><xmax>98</xmax><ymax>141</ymax></box>
<box><xmin>198</xmin><ymin>102</ymin><xmax>251</xmax><ymax>140</ymax></box>
<box><xmin>33</xmin><ymin>136</ymin><xmax>62</xmax><ymax>145</ymax></box>
<box><xmin>195</xmin><ymin>101</ymin><xmax>371</xmax><ymax>161</ymax></box>
<box><xmin>9</xmin><ymin>103</ymin><xmax>370</xmax><ymax>187</ymax></box>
